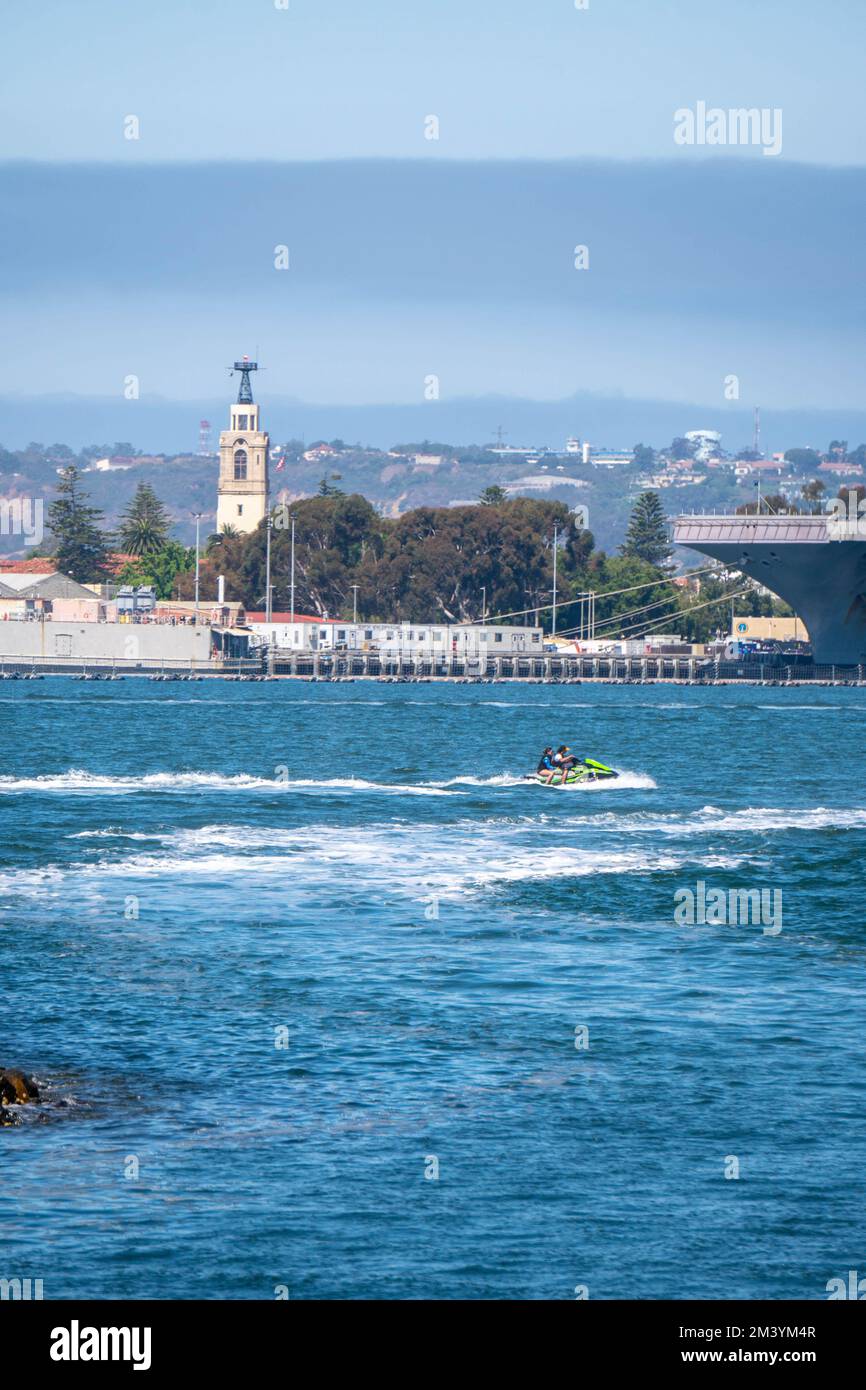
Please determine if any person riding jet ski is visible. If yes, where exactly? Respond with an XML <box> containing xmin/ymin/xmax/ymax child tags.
<box><xmin>529</xmin><ymin>748</ymin><xmax>619</xmax><ymax>785</ymax></box>
<box><xmin>556</xmin><ymin>745</ymin><xmax>580</xmax><ymax>773</ymax></box>
<box><xmin>542</xmin><ymin>745</ymin><xmax>579</xmax><ymax>785</ymax></box>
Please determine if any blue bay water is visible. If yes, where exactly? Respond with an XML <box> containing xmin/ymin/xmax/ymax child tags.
<box><xmin>1</xmin><ymin>681</ymin><xmax>864</xmax><ymax>1300</ymax></box>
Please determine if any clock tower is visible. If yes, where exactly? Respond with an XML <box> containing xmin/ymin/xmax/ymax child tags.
<box><xmin>216</xmin><ymin>357</ymin><xmax>269</xmax><ymax>533</ymax></box>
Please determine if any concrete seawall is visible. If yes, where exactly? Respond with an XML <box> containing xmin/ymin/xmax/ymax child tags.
<box><xmin>0</xmin><ymin>620</ymin><xmax>212</xmax><ymax>664</ymax></box>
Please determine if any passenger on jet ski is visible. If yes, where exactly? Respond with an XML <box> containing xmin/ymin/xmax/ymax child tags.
<box><xmin>537</xmin><ymin>747</ymin><xmax>557</xmax><ymax>784</ymax></box>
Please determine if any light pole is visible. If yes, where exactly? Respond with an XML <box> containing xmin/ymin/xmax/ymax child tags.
<box><xmin>192</xmin><ymin>512</ymin><xmax>202</xmax><ymax>624</ymax></box>
<box><xmin>265</xmin><ymin>511</ymin><xmax>273</xmax><ymax>623</ymax></box>
<box><xmin>351</xmin><ymin>583</ymin><xmax>359</xmax><ymax>624</ymax></box>
<box><xmin>481</xmin><ymin>586</ymin><xmax>487</xmax><ymax>624</ymax></box>
<box><xmin>290</xmin><ymin>513</ymin><xmax>296</xmax><ymax>627</ymax></box>
<box><xmin>552</xmin><ymin>524</ymin><xmax>558</xmax><ymax>638</ymax></box>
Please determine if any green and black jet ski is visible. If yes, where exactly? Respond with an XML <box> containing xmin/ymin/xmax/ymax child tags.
<box><xmin>526</xmin><ymin>758</ymin><xmax>619</xmax><ymax>786</ymax></box>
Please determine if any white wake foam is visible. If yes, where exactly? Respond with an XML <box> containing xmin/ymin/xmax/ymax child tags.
<box><xmin>0</xmin><ymin>770</ymin><xmax>457</xmax><ymax>797</ymax></box>
<box><xmin>0</xmin><ymin>812</ymin><xmax>755</xmax><ymax>904</ymax></box>
<box><xmin>0</xmin><ymin>767</ymin><xmax>655</xmax><ymax>796</ymax></box>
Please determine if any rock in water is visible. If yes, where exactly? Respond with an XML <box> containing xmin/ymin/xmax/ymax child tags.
<box><xmin>0</xmin><ymin>1069</ymin><xmax>40</xmax><ymax>1105</ymax></box>
<box><xmin>0</xmin><ymin>1106</ymin><xmax>20</xmax><ymax>1126</ymax></box>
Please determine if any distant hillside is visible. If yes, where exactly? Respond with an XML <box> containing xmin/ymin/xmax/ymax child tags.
<box><xmin>1</xmin><ymin>434</ymin><xmax>850</xmax><ymax>558</ymax></box>
<box><xmin>4</xmin><ymin>391</ymin><xmax>866</xmax><ymax>460</ymax></box>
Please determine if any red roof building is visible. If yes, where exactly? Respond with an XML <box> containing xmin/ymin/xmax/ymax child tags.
<box><xmin>0</xmin><ymin>557</ymin><xmax>58</xmax><ymax>574</ymax></box>
<box><xmin>819</xmin><ymin>461</ymin><xmax>864</xmax><ymax>476</ymax></box>
<box><xmin>245</xmin><ymin>612</ymin><xmax>326</xmax><ymax>624</ymax></box>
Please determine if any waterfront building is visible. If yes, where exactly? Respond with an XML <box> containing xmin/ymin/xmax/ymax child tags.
<box><xmin>730</xmin><ymin>614</ymin><xmax>809</xmax><ymax>643</ymax></box>
<box><xmin>245</xmin><ymin>614</ymin><xmax>544</xmax><ymax>659</ymax></box>
<box><xmin>0</xmin><ymin>566</ymin><xmax>102</xmax><ymax>621</ymax></box>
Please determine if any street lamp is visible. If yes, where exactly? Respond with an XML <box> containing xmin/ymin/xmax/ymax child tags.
<box><xmin>290</xmin><ymin>513</ymin><xmax>296</xmax><ymax>626</ymax></box>
<box><xmin>265</xmin><ymin>511</ymin><xmax>273</xmax><ymax>623</ymax></box>
<box><xmin>551</xmin><ymin>522</ymin><xmax>575</xmax><ymax>640</ymax></box>
<box><xmin>191</xmin><ymin>512</ymin><xmax>203</xmax><ymax>623</ymax></box>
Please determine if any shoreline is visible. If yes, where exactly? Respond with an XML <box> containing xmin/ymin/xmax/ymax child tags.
<box><xmin>1</xmin><ymin>670</ymin><xmax>865</xmax><ymax>687</ymax></box>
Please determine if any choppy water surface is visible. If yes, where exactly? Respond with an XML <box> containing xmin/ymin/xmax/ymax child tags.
<box><xmin>1</xmin><ymin>681</ymin><xmax>864</xmax><ymax>1299</ymax></box>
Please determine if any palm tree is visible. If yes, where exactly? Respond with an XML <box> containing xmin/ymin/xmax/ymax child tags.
<box><xmin>118</xmin><ymin>483</ymin><xmax>172</xmax><ymax>555</ymax></box>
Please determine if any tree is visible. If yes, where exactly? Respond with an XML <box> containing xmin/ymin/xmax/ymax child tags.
<box><xmin>115</xmin><ymin>541</ymin><xmax>195</xmax><ymax>600</ymax></box>
<box><xmin>620</xmin><ymin>491</ymin><xmax>671</xmax><ymax>568</ymax></box>
<box><xmin>118</xmin><ymin>482</ymin><xmax>172</xmax><ymax>555</ymax></box>
<box><xmin>668</xmin><ymin>437</ymin><xmax>695</xmax><ymax>460</ymax></box>
<box><xmin>632</xmin><ymin>443</ymin><xmax>655</xmax><ymax>468</ymax></box>
<box><xmin>586</xmin><ymin>552</ymin><xmax>675</xmax><ymax>637</ymax></box>
<box><xmin>478</xmin><ymin>485</ymin><xmax>508</xmax><ymax>505</ymax></box>
<box><xmin>46</xmin><ymin>465</ymin><xmax>111</xmax><ymax>583</ymax></box>
<box><xmin>674</xmin><ymin>572</ymin><xmax>779</xmax><ymax>643</ymax></box>
<box><xmin>784</xmin><ymin>447</ymin><xmax>821</xmax><ymax>471</ymax></box>
<box><xmin>318</xmin><ymin>474</ymin><xmax>344</xmax><ymax>497</ymax></box>
<box><xmin>801</xmin><ymin>479</ymin><xmax>826</xmax><ymax>510</ymax></box>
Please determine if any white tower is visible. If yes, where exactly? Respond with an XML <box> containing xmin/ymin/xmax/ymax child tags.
<box><xmin>216</xmin><ymin>357</ymin><xmax>269</xmax><ymax>534</ymax></box>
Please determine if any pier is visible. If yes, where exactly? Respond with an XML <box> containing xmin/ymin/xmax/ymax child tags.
<box><xmin>266</xmin><ymin>650</ymin><xmax>866</xmax><ymax>685</ymax></box>
<box><xmin>1</xmin><ymin>650</ymin><xmax>864</xmax><ymax>684</ymax></box>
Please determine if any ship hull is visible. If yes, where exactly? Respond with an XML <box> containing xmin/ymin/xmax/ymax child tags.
<box><xmin>674</xmin><ymin>516</ymin><xmax>866</xmax><ymax>665</ymax></box>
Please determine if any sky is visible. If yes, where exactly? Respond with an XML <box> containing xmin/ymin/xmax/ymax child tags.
<box><xmin>1</xmin><ymin>0</ymin><xmax>864</xmax><ymax>443</ymax></box>
<box><xmin>4</xmin><ymin>0</ymin><xmax>865</xmax><ymax>165</ymax></box>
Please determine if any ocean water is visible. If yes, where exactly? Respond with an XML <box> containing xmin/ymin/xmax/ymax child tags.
<box><xmin>1</xmin><ymin>680</ymin><xmax>864</xmax><ymax>1300</ymax></box>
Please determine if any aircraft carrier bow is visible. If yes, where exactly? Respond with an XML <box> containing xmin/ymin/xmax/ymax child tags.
<box><xmin>674</xmin><ymin>513</ymin><xmax>866</xmax><ymax>665</ymax></box>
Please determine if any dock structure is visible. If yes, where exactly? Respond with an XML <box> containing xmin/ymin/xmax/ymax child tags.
<box><xmin>267</xmin><ymin>649</ymin><xmax>866</xmax><ymax>684</ymax></box>
<box><xmin>0</xmin><ymin>641</ymin><xmax>863</xmax><ymax>684</ymax></box>
<box><xmin>0</xmin><ymin>650</ymin><xmax>863</xmax><ymax>682</ymax></box>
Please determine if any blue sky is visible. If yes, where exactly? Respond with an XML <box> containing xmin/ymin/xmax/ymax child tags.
<box><xmin>1</xmin><ymin>1</ymin><xmax>864</xmax><ymax>435</ymax></box>
<box><xmin>5</xmin><ymin>0</ymin><xmax>865</xmax><ymax>164</ymax></box>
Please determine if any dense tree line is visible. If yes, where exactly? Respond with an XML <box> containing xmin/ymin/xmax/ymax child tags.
<box><xmin>39</xmin><ymin>469</ymin><xmax>776</xmax><ymax>642</ymax></box>
<box><xmin>179</xmin><ymin>489</ymin><xmax>762</xmax><ymax>641</ymax></box>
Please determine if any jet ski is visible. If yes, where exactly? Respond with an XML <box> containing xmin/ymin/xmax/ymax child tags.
<box><xmin>526</xmin><ymin>758</ymin><xmax>619</xmax><ymax>786</ymax></box>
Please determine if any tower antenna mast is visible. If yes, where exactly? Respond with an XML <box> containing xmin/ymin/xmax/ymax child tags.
<box><xmin>229</xmin><ymin>354</ymin><xmax>260</xmax><ymax>405</ymax></box>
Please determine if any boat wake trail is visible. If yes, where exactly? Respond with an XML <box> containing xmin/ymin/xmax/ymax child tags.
<box><xmin>0</xmin><ymin>770</ymin><xmax>456</xmax><ymax>797</ymax></box>
<box><xmin>0</xmin><ymin>768</ymin><xmax>655</xmax><ymax>796</ymax></box>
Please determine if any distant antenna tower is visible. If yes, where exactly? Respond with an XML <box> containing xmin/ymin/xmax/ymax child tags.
<box><xmin>198</xmin><ymin>419</ymin><xmax>212</xmax><ymax>455</ymax></box>
<box><xmin>753</xmin><ymin>406</ymin><xmax>761</xmax><ymax>457</ymax></box>
<box><xmin>493</xmin><ymin>424</ymin><xmax>507</xmax><ymax>448</ymax></box>
<box><xmin>229</xmin><ymin>354</ymin><xmax>260</xmax><ymax>404</ymax></box>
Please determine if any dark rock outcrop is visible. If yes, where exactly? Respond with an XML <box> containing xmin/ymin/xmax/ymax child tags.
<box><xmin>0</xmin><ymin>1068</ymin><xmax>40</xmax><ymax>1105</ymax></box>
